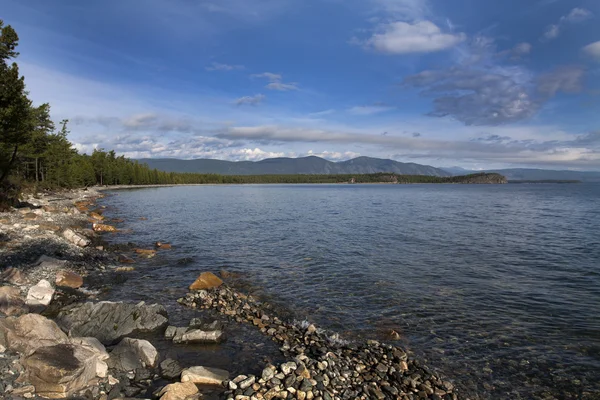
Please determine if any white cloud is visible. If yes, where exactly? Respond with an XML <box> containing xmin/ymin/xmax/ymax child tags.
<box><xmin>361</xmin><ymin>21</ymin><xmax>466</xmax><ymax>54</ymax></box>
<box><xmin>543</xmin><ymin>8</ymin><xmax>593</xmax><ymax>40</ymax></box>
<box><xmin>513</xmin><ymin>42</ymin><xmax>532</xmax><ymax>55</ymax></box>
<box><xmin>348</xmin><ymin>105</ymin><xmax>393</xmax><ymax>115</ymax></box>
<box><xmin>234</xmin><ymin>94</ymin><xmax>266</xmax><ymax>106</ymax></box>
<box><xmin>308</xmin><ymin>109</ymin><xmax>336</xmax><ymax>117</ymax></box>
<box><xmin>306</xmin><ymin>150</ymin><xmax>361</xmax><ymax>160</ymax></box>
<box><xmin>252</xmin><ymin>72</ymin><xmax>298</xmax><ymax>91</ymax></box>
<box><xmin>228</xmin><ymin>148</ymin><xmax>286</xmax><ymax>160</ymax></box>
<box><xmin>583</xmin><ymin>41</ymin><xmax>600</xmax><ymax>61</ymax></box>
<box><xmin>206</xmin><ymin>62</ymin><xmax>245</xmax><ymax>71</ymax></box>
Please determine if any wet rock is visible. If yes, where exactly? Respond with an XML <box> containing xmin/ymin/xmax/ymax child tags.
<box><xmin>155</xmin><ymin>242</ymin><xmax>172</xmax><ymax>249</ymax></box>
<box><xmin>115</xmin><ymin>266</ymin><xmax>135</xmax><ymax>272</ymax></box>
<box><xmin>0</xmin><ymin>267</ymin><xmax>28</xmax><ymax>285</ymax></box>
<box><xmin>63</xmin><ymin>229</ymin><xmax>90</xmax><ymax>247</ymax></box>
<box><xmin>26</xmin><ymin>279</ymin><xmax>55</xmax><ymax>307</ymax></box>
<box><xmin>0</xmin><ymin>313</ymin><xmax>69</xmax><ymax>355</ymax></box>
<box><xmin>55</xmin><ymin>301</ymin><xmax>169</xmax><ymax>345</ymax></box>
<box><xmin>135</xmin><ymin>249</ymin><xmax>157</xmax><ymax>258</ymax></box>
<box><xmin>0</xmin><ymin>286</ymin><xmax>28</xmax><ymax>316</ymax></box>
<box><xmin>107</xmin><ymin>338</ymin><xmax>159</xmax><ymax>371</ymax></box>
<box><xmin>157</xmin><ymin>381</ymin><xmax>199</xmax><ymax>400</ymax></box>
<box><xmin>118</xmin><ymin>255</ymin><xmax>135</xmax><ymax>264</ymax></box>
<box><xmin>55</xmin><ymin>270</ymin><xmax>84</xmax><ymax>289</ymax></box>
<box><xmin>92</xmin><ymin>223</ymin><xmax>117</xmax><ymax>232</ymax></box>
<box><xmin>189</xmin><ymin>272</ymin><xmax>223</xmax><ymax>291</ymax></box>
<box><xmin>160</xmin><ymin>358</ymin><xmax>183</xmax><ymax>380</ymax></box>
<box><xmin>23</xmin><ymin>343</ymin><xmax>99</xmax><ymax>399</ymax></box>
<box><xmin>180</xmin><ymin>366</ymin><xmax>229</xmax><ymax>385</ymax></box>
<box><xmin>90</xmin><ymin>212</ymin><xmax>104</xmax><ymax>221</ymax></box>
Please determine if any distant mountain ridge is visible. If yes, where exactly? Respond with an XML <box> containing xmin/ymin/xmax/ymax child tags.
<box><xmin>139</xmin><ymin>156</ymin><xmax>451</xmax><ymax>176</ymax></box>
<box><xmin>442</xmin><ymin>167</ymin><xmax>600</xmax><ymax>182</ymax></box>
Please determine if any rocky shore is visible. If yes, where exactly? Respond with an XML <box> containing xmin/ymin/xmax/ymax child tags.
<box><xmin>0</xmin><ymin>187</ymin><xmax>462</xmax><ymax>400</ymax></box>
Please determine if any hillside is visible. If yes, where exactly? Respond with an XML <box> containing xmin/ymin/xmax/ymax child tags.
<box><xmin>138</xmin><ymin>156</ymin><xmax>450</xmax><ymax>176</ymax></box>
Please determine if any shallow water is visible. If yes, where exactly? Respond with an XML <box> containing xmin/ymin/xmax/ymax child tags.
<box><xmin>100</xmin><ymin>184</ymin><xmax>600</xmax><ymax>399</ymax></box>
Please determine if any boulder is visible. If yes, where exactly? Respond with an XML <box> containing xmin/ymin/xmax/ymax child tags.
<box><xmin>63</xmin><ymin>229</ymin><xmax>90</xmax><ymax>247</ymax></box>
<box><xmin>180</xmin><ymin>366</ymin><xmax>228</xmax><ymax>385</ymax></box>
<box><xmin>69</xmin><ymin>337</ymin><xmax>109</xmax><ymax>378</ymax></box>
<box><xmin>55</xmin><ymin>301</ymin><xmax>169</xmax><ymax>345</ymax></box>
<box><xmin>0</xmin><ymin>267</ymin><xmax>28</xmax><ymax>285</ymax></box>
<box><xmin>92</xmin><ymin>223</ymin><xmax>117</xmax><ymax>233</ymax></box>
<box><xmin>158</xmin><ymin>382</ymin><xmax>199</xmax><ymax>400</ymax></box>
<box><xmin>23</xmin><ymin>344</ymin><xmax>99</xmax><ymax>399</ymax></box>
<box><xmin>160</xmin><ymin>358</ymin><xmax>183</xmax><ymax>380</ymax></box>
<box><xmin>173</xmin><ymin>329</ymin><xmax>224</xmax><ymax>344</ymax></box>
<box><xmin>26</xmin><ymin>279</ymin><xmax>55</xmax><ymax>307</ymax></box>
<box><xmin>0</xmin><ymin>313</ymin><xmax>69</xmax><ymax>355</ymax></box>
<box><xmin>107</xmin><ymin>338</ymin><xmax>159</xmax><ymax>372</ymax></box>
<box><xmin>189</xmin><ymin>272</ymin><xmax>223</xmax><ymax>291</ymax></box>
<box><xmin>55</xmin><ymin>271</ymin><xmax>84</xmax><ymax>289</ymax></box>
<box><xmin>0</xmin><ymin>286</ymin><xmax>28</xmax><ymax>316</ymax></box>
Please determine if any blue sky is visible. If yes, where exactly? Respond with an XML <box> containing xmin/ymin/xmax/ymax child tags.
<box><xmin>2</xmin><ymin>0</ymin><xmax>600</xmax><ymax>169</ymax></box>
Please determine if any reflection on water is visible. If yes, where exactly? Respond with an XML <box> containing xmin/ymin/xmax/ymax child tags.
<box><xmin>101</xmin><ymin>184</ymin><xmax>600</xmax><ymax>399</ymax></box>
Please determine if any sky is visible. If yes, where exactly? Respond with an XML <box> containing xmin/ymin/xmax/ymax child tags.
<box><xmin>2</xmin><ymin>0</ymin><xmax>600</xmax><ymax>170</ymax></box>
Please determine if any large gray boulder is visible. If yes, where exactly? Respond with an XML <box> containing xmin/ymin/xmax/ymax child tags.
<box><xmin>55</xmin><ymin>301</ymin><xmax>168</xmax><ymax>345</ymax></box>
<box><xmin>107</xmin><ymin>337</ymin><xmax>159</xmax><ymax>372</ymax></box>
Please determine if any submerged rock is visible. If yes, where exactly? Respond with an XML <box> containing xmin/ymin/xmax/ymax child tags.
<box><xmin>55</xmin><ymin>301</ymin><xmax>169</xmax><ymax>345</ymax></box>
<box><xmin>180</xmin><ymin>366</ymin><xmax>229</xmax><ymax>385</ymax></box>
<box><xmin>189</xmin><ymin>272</ymin><xmax>223</xmax><ymax>291</ymax></box>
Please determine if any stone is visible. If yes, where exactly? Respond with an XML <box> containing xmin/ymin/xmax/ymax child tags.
<box><xmin>26</xmin><ymin>279</ymin><xmax>55</xmax><ymax>307</ymax></box>
<box><xmin>107</xmin><ymin>338</ymin><xmax>159</xmax><ymax>371</ymax></box>
<box><xmin>165</xmin><ymin>326</ymin><xmax>177</xmax><ymax>339</ymax></box>
<box><xmin>155</xmin><ymin>242</ymin><xmax>172</xmax><ymax>249</ymax></box>
<box><xmin>90</xmin><ymin>212</ymin><xmax>104</xmax><ymax>221</ymax></box>
<box><xmin>158</xmin><ymin>381</ymin><xmax>199</xmax><ymax>400</ymax></box>
<box><xmin>160</xmin><ymin>358</ymin><xmax>183</xmax><ymax>380</ymax></box>
<box><xmin>0</xmin><ymin>286</ymin><xmax>28</xmax><ymax>316</ymax></box>
<box><xmin>55</xmin><ymin>301</ymin><xmax>169</xmax><ymax>345</ymax></box>
<box><xmin>69</xmin><ymin>337</ymin><xmax>110</xmax><ymax>378</ymax></box>
<box><xmin>23</xmin><ymin>343</ymin><xmax>99</xmax><ymax>399</ymax></box>
<box><xmin>238</xmin><ymin>375</ymin><xmax>255</xmax><ymax>390</ymax></box>
<box><xmin>0</xmin><ymin>313</ymin><xmax>69</xmax><ymax>355</ymax></box>
<box><xmin>55</xmin><ymin>271</ymin><xmax>84</xmax><ymax>289</ymax></box>
<box><xmin>0</xmin><ymin>267</ymin><xmax>28</xmax><ymax>285</ymax></box>
<box><xmin>92</xmin><ymin>223</ymin><xmax>117</xmax><ymax>232</ymax></box>
<box><xmin>173</xmin><ymin>328</ymin><xmax>224</xmax><ymax>344</ymax></box>
<box><xmin>135</xmin><ymin>249</ymin><xmax>156</xmax><ymax>257</ymax></box>
<box><xmin>188</xmin><ymin>272</ymin><xmax>223</xmax><ymax>291</ymax></box>
<box><xmin>180</xmin><ymin>366</ymin><xmax>229</xmax><ymax>386</ymax></box>
<box><xmin>63</xmin><ymin>229</ymin><xmax>90</xmax><ymax>247</ymax></box>
<box><xmin>281</xmin><ymin>362</ymin><xmax>297</xmax><ymax>375</ymax></box>
<box><xmin>23</xmin><ymin>212</ymin><xmax>38</xmax><ymax>221</ymax></box>
<box><xmin>118</xmin><ymin>255</ymin><xmax>135</xmax><ymax>264</ymax></box>
<box><xmin>38</xmin><ymin>224</ymin><xmax>61</xmax><ymax>232</ymax></box>
<box><xmin>262</xmin><ymin>365</ymin><xmax>277</xmax><ymax>381</ymax></box>
<box><xmin>115</xmin><ymin>266</ymin><xmax>135</xmax><ymax>272</ymax></box>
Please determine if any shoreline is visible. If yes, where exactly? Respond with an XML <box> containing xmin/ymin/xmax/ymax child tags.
<box><xmin>0</xmin><ymin>187</ymin><xmax>463</xmax><ymax>400</ymax></box>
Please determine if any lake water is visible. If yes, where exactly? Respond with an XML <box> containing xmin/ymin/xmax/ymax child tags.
<box><xmin>100</xmin><ymin>184</ymin><xmax>600</xmax><ymax>399</ymax></box>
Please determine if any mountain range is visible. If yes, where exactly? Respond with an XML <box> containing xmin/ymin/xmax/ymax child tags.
<box><xmin>138</xmin><ymin>156</ymin><xmax>600</xmax><ymax>182</ymax></box>
<box><xmin>138</xmin><ymin>156</ymin><xmax>451</xmax><ymax>176</ymax></box>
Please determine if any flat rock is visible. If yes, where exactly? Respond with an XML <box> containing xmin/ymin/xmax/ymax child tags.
<box><xmin>0</xmin><ymin>286</ymin><xmax>28</xmax><ymax>316</ymax></box>
<box><xmin>158</xmin><ymin>381</ymin><xmax>199</xmax><ymax>400</ymax></box>
<box><xmin>26</xmin><ymin>279</ymin><xmax>55</xmax><ymax>307</ymax></box>
<box><xmin>173</xmin><ymin>328</ymin><xmax>224</xmax><ymax>344</ymax></box>
<box><xmin>107</xmin><ymin>337</ymin><xmax>159</xmax><ymax>371</ymax></box>
<box><xmin>55</xmin><ymin>301</ymin><xmax>169</xmax><ymax>345</ymax></box>
<box><xmin>55</xmin><ymin>271</ymin><xmax>84</xmax><ymax>289</ymax></box>
<box><xmin>189</xmin><ymin>272</ymin><xmax>223</xmax><ymax>291</ymax></box>
<box><xmin>0</xmin><ymin>313</ymin><xmax>69</xmax><ymax>355</ymax></box>
<box><xmin>180</xmin><ymin>366</ymin><xmax>229</xmax><ymax>386</ymax></box>
<box><xmin>23</xmin><ymin>343</ymin><xmax>99</xmax><ymax>399</ymax></box>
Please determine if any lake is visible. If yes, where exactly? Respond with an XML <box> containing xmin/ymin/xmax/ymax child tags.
<box><xmin>100</xmin><ymin>183</ymin><xmax>600</xmax><ymax>399</ymax></box>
